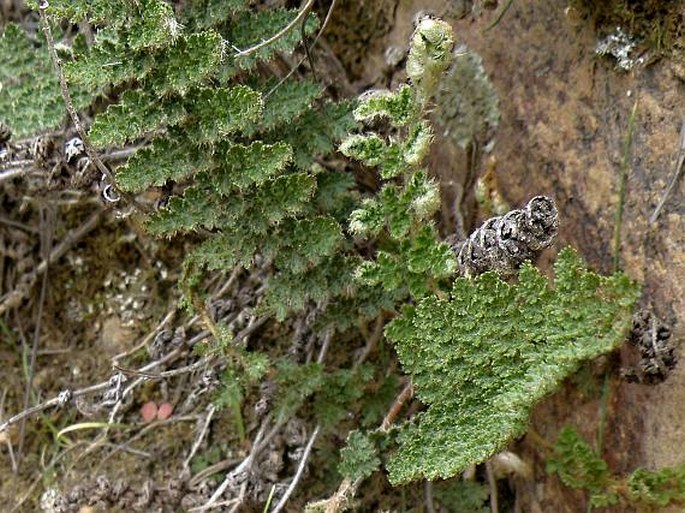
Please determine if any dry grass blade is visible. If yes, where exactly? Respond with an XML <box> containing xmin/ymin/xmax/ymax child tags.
<box><xmin>650</xmin><ymin>118</ymin><xmax>685</xmax><ymax>224</ymax></box>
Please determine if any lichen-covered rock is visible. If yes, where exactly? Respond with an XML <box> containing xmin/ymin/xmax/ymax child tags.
<box><xmin>434</xmin><ymin>45</ymin><xmax>500</xmax><ymax>149</ymax></box>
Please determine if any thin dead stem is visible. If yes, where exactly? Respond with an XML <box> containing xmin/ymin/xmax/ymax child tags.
<box><xmin>612</xmin><ymin>97</ymin><xmax>639</xmax><ymax>272</ymax></box>
<box><xmin>0</xmin><ymin>388</ymin><xmax>18</xmax><ymax>473</ymax></box>
<box><xmin>38</xmin><ymin>3</ymin><xmax>149</xmax><ymax>213</ymax></box>
<box><xmin>650</xmin><ymin>118</ymin><xmax>685</xmax><ymax>224</ymax></box>
<box><xmin>113</xmin><ymin>355</ymin><xmax>212</xmax><ymax>380</ymax></box>
<box><xmin>182</xmin><ymin>404</ymin><xmax>217</xmax><ymax>474</ymax></box>
<box><xmin>234</xmin><ymin>0</ymin><xmax>315</xmax><ymax>58</ymax></box>
<box><xmin>264</xmin><ymin>0</ymin><xmax>338</xmax><ymax>99</ymax></box>
<box><xmin>486</xmin><ymin>459</ymin><xmax>499</xmax><ymax>513</ymax></box>
<box><xmin>190</xmin><ymin>422</ymin><xmax>269</xmax><ymax>511</ymax></box>
<box><xmin>0</xmin><ymin>380</ymin><xmax>110</xmax><ymax>433</ymax></box>
<box><xmin>0</xmin><ymin>166</ymin><xmax>31</xmax><ymax>183</ymax></box>
<box><xmin>0</xmin><ymin>325</ymin><xmax>215</xmax><ymax>433</ymax></box>
<box><xmin>90</xmin><ymin>415</ymin><xmax>199</xmax><ymax>474</ymax></box>
<box><xmin>111</xmin><ymin>309</ymin><xmax>177</xmax><ymax>364</ymax></box>
<box><xmin>16</xmin><ymin>205</ymin><xmax>55</xmax><ymax>466</ymax></box>
<box><xmin>380</xmin><ymin>380</ymin><xmax>414</xmax><ymax>431</ymax></box>
<box><xmin>270</xmin><ymin>424</ymin><xmax>321</xmax><ymax>513</ymax></box>
<box><xmin>355</xmin><ymin>315</ymin><xmax>384</xmax><ymax>366</ymax></box>
<box><xmin>424</xmin><ymin>480</ymin><xmax>436</xmax><ymax>513</ymax></box>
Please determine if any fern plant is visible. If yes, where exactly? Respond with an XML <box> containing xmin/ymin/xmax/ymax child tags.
<box><xmin>337</xmin><ymin>248</ymin><xmax>639</xmax><ymax>487</ymax></box>
<box><xmin>333</xmin><ymin>17</ymin><xmax>640</xmax><ymax>487</ymax></box>
<box><xmin>340</xmin><ymin>17</ymin><xmax>458</xmax><ymax>300</ymax></box>
<box><xmin>2</xmin><ymin>5</ymin><xmax>644</xmax><ymax>510</ymax></box>
<box><xmin>548</xmin><ymin>425</ymin><xmax>685</xmax><ymax>509</ymax></box>
<box><xmin>26</xmin><ymin>0</ymin><xmax>363</xmax><ymax>323</ymax></box>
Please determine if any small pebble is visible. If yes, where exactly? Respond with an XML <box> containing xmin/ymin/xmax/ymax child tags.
<box><xmin>140</xmin><ymin>401</ymin><xmax>158</xmax><ymax>423</ymax></box>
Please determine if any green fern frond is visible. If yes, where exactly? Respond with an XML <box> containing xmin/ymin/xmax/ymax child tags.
<box><xmin>64</xmin><ymin>8</ymin><xmax>199</xmax><ymax>94</ymax></box>
<box><xmin>182</xmin><ymin>85</ymin><xmax>263</xmax><ymax>142</ymax></box>
<box><xmin>315</xmin><ymin>283</ymin><xmax>399</xmax><ymax>333</ymax></box>
<box><xmin>267</xmin><ymin>216</ymin><xmax>343</xmax><ymax>274</ymax></box>
<box><xmin>356</xmin><ymin>226</ymin><xmax>455</xmax><ymax>297</ymax></box>
<box><xmin>249</xmin><ymin>172</ymin><xmax>317</xmax><ymax>226</ymax></box>
<box><xmin>338</xmin><ymin>431</ymin><xmax>381</xmax><ymax>480</ymax></box>
<box><xmin>354</xmin><ymin>85</ymin><xmax>417</xmax><ymax>127</ymax></box>
<box><xmin>146</xmin><ymin>30</ymin><xmax>223</xmax><ymax>95</ymax></box>
<box><xmin>126</xmin><ymin>0</ymin><xmax>180</xmax><ymax>51</ymax></box>
<box><xmin>548</xmin><ymin>425</ymin><xmax>685</xmax><ymax>508</ymax></box>
<box><xmin>273</xmin><ymin>360</ymin><xmax>372</xmax><ymax>427</ymax></box>
<box><xmin>349</xmin><ymin>171</ymin><xmax>440</xmax><ymax>240</ymax></box>
<box><xmin>274</xmin><ymin>360</ymin><xmax>325</xmax><ymax>422</ymax></box>
<box><xmin>116</xmin><ymin>136</ymin><xmax>206</xmax><ymax>192</ymax></box>
<box><xmin>628</xmin><ymin>467</ymin><xmax>685</xmax><ymax>507</ymax></box>
<box><xmin>29</xmin><ymin>0</ymin><xmax>129</xmax><ymax>23</ymax></box>
<box><xmin>147</xmin><ymin>184</ymin><xmax>221</xmax><ymax>235</ymax></box>
<box><xmin>339</xmin><ymin>133</ymin><xmax>386</xmax><ymax>167</ymax></box>
<box><xmin>273</xmin><ymin>100</ymin><xmax>356</xmax><ymax>170</ymax></box>
<box><xmin>149</xmin><ymin>170</ymin><xmax>316</xmax><ymax>237</ymax></box>
<box><xmin>90</xmin><ymin>85</ymin><xmax>262</xmax><ymax>148</ymax></box>
<box><xmin>89</xmin><ymin>89</ymin><xmax>186</xmax><ymax>147</ymax></box>
<box><xmin>211</xmin><ymin>141</ymin><xmax>293</xmax><ymax>191</ymax></box>
<box><xmin>184</xmin><ymin>215</ymin><xmax>341</xmax><ymax>279</ymax></box>
<box><xmin>406</xmin><ymin>17</ymin><xmax>455</xmax><ymax>103</ymax></box>
<box><xmin>384</xmin><ymin>248</ymin><xmax>640</xmax><ymax>484</ymax></box>
<box><xmin>339</xmin><ymin>19</ymin><xmax>450</xmax><ymax>293</ymax></box>
<box><xmin>0</xmin><ymin>24</ymin><xmax>89</xmax><ymax>137</ymax></box>
<box><xmin>341</xmin><ymin>134</ymin><xmax>418</xmax><ymax>181</ymax></box>
<box><xmin>312</xmin><ymin>171</ymin><xmax>357</xmax><ymax>220</ymax></box>
<box><xmin>403</xmin><ymin>121</ymin><xmax>434</xmax><ymax>166</ymax></box>
<box><xmin>243</xmin><ymin>80</ymin><xmax>325</xmax><ymax>136</ymax></box>
<box><xmin>315</xmin><ymin>365</ymin><xmax>373</xmax><ymax>429</ymax></box>
<box><xmin>187</xmin><ymin>228</ymin><xmax>260</xmax><ymax>271</ymax></box>
<box><xmin>65</xmin><ymin>30</ymin><xmax>155</xmax><ymax>92</ymax></box>
<box><xmin>434</xmin><ymin>480</ymin><xmax>490</xmax><ymax>513</ymax></box>
<box><xmin>181</xmin><ymin>0</ymin><xmax>250</xmax><ymax>30</ymax></box>
<box><xmin>547</xmin><ymin>426</ymin><xmax>611</xmax><ymax>496</ymax></box>
<box><xmin>262</xmin><ymin>254</ymin><xmax>356</xmax><ymax>321</ymax></box>
<box><xmin>226</xmin><ymin>8</ymin><xmax>318</xmax><ymax>73</ymax></box>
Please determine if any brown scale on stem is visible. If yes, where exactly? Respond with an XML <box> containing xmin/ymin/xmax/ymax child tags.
<box><xmin>622</xmin><ymin>310</ymin><xmax>678</xmax><ymax>385</ymax></box>
<box><xmin>455</xmin><ymin>195</ymin><xmax>560</xmax><ymax>277</ymax></box>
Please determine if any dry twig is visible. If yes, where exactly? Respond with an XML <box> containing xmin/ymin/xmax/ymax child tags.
<box><xmin>234</xmin><ymin>0</ymin><xmax>315</xmax><ymax>58</ymax></box>
<box><xmin>38</xmin><ymin>2</ymin><xmax>149</xmax><ymax>213</ymax></box>
<box><xmin>486</xmin><ymin>459</ymin><xmax>499</xmax><ymax>513</ymax></box>
<box><xmin>264</xmin><ymin>0</ymin><xmax>339</xmax><ymax>99</ymax></box>
<box><xmin>424</xmin><ymin>480</ymin><xmax>436</xmax><ymax>513</ymax></box>
<box><xmin>182</xmin><ymin>404</ymin><xmax>217</xmax><ymax>475</ymax></box>
<box><xmin>16</xmin><ymin>204</ymin><xmax>55</xmax><ymax>467</ymax></box>
<box><xmin>270</xmin><ymin>424</ymin><xmax>321</xmax><ymax>513</ymax></box>
<box><xmin>314</xmin><ymin>335</ymin><xmax>414</xmax><ymax>513</ymax></box>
